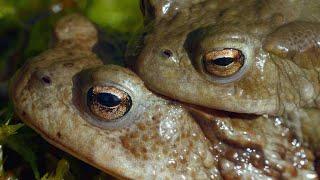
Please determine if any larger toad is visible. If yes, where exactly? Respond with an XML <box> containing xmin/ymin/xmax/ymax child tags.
<box><xmin>131</xmin><ymin>0</ymin><xmax>320</xmax><ymax>151</ymax></box>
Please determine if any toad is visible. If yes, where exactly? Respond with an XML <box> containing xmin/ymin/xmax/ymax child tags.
<box><xmin>132</xmin><ymin>0</ymin><xmax>320</xmax><ymax>150</ymax></box>
<box><xmin>10</xmin><ymin>13</ymin><xmax>319</xmax><ymax>179</ymax></box>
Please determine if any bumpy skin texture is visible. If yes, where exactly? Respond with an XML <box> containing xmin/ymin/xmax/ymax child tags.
<box><xmin>133</xmin><ymin>0</ymin><xmax>320</xmax><ymax>117</ymax></box>
<box><xmin>10</xmin><ymin>14</ymin><xmax>319</xmax><ymax>179</ymax></box>
<box><xmin>131</xmin><ymin>0</ymin><xmax>320</xmax><ymax>156</ymax></box>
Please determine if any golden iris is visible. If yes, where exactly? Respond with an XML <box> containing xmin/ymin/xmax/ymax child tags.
<box><xmin>203</xmin><ymin>48</ymin><xmax>245</xmax><ymax>77</ymax></box>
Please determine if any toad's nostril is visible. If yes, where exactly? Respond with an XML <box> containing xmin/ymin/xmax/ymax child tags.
<box><xmin>162</xmin><ymin>49</ymin><xmax>173</xmax><ymax>58</ymax></box>
<box><xmin>41</xmin><ymin>76</ymin><xmax>51</xmax><ymax>84</ymax></box>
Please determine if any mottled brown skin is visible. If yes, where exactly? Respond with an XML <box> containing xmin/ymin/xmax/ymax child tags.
<box><xmin>132</xmin><ymin>0</ymin><xmax>320</xmax><ymax>155</ymax></box>
<box><xmin>10</xmin><ymin>14</ymin><xmax>319</xmax><ymax>179</ymax></box>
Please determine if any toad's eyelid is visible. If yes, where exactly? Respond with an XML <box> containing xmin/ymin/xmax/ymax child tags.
<box><xmin>92</xmin><ymin>82</ymin><xmax>134</xmax><ymax>97</ymax></box>
<box><xmin>201</xmin><ymin>32</ymin><xmax>253</xmax><ymax>49</ymax></box>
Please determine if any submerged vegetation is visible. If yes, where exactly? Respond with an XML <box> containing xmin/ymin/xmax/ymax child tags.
<box><xmin>0</xmin><ymin>0</ymin><xmax>142</xmax><ymax>179</ymax></box>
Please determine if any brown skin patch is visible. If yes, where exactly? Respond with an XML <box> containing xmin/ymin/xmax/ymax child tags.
<box><xmin>120</xmin><ymin>133</ymin><xmax>149</xmax><ymax>160</ymax></box>
<box><xmin>136</xmin><ymin>122</ymin><xmax>146</xmax><ymax>130</ymax></box>
<box><xmin>57</xmin><ymin>132</ymin><xmax>62</xmax><ymax>138</ymax></box>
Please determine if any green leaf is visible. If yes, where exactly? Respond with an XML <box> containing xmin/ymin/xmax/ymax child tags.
<box><xmin>5</xmin><ymin>135</ymin><xmax>40</xmax><ymax>180</ymax></box>
<box><xmin>55</xmin><ymin>159</ymin><xmax>70</xmax><ymax>180</ymax></box>
<box><xmin>0</xmin><ymin>145</ymin><xmax>19</xmax><ymax>180</ymax></box>
<box><xmin>41</xmin><ymin>159</ymin><xmax>71</xmax><ymax>180</ymax></box>
<box><xmin>74</xmin><ymin>0</ymin><xmax>88</xmax><ymax>11</ymax></box>
<box><xmin>24</xmin><ymin>17</ymin><xmax>53</xmax><ymax>58</ymax></box>
<box><xmin>0</xmin><ymin>104</ymin><xmax>23</xmax><ymax>143</ymax></box>
<box><xmin>0</xmin><ymin>124</ymin><xmax>23</xmax><ymax>143</ymax></box>
<box><xmin>86</xmin><ymin>0</ymin><xmax>143</xmax><ymax>33</ymax></box>
<box><xmin>0</xmin><ymin>1</ymin><xmax>16</xmax><ymax>19</ymax></box>
<box><xmin>3</xmin><ymin>103</ymin><xmax>14</xmax><ymax>125</ymax></box>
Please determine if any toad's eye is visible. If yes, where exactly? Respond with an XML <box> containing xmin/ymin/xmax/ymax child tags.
<box><xmin>87</xmin><ymin>86</ymin><xmax>132</xmax><ymax>121</ymax></box>
<box><xmin>203</xmin><ymin>49</ymin><xmax>245</xmax><ymax>77</ymax></box>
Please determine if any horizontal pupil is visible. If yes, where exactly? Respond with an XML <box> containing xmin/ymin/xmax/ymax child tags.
<box><xmin>211</xmin><ymin>57</ymin><xmax>234</xmax><ymax>66</ymax></box>
<box><xmin>97</xmin><ymin>93</ymin><xmax>121</xmax><ymax>107</ymax></box>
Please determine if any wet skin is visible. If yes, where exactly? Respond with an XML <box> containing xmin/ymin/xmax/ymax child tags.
<box><xmin>134</xmin><ymin>0</ymin><xmax>320</xmax><ymax>121</ymax></box>
<box><xmin>10</xmin><ymin>14</ymin><xmax>320</xmax><ymax>179</ymax></box>
<box><xmin>132</xmin><ymin>0</ymin><xmax>320</xmax><ymax>153</ymax></box>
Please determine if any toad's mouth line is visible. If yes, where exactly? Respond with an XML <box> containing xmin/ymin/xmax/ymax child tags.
<box><xmin>149</xmin><ymin>89</ymin><xmax>261</xmax><ymax>121</ymax></box>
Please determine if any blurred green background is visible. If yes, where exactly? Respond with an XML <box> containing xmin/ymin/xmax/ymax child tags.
<box><xmin>0</xmin><ymin>0</ymin><xmax>142</xmax><ymax>179</ymax></box>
